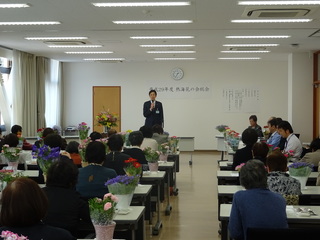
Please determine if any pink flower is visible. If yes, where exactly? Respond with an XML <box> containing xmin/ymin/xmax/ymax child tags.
<box><xmin>96</xmin><ymin>198</ymin><xmax>102</xmax><ymax>203</ymax></box>
<box><xmin>104</xmin><ymin>202</ymin><xmax>112</xmax><ymax>211</ymax></box>
<box><xmin>111</xmin><ymin>195</ymin><xmax>118</xmax><ymax>202</ymax></box>
<box><xmin>103</xmin><ymin>193</ymin><xmax>112</xmax><ymax>200</ymax></box>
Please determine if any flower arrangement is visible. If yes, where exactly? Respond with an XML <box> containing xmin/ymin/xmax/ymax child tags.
<box><xmin>159</xmin><ymin>142</ymin><xmax>170</xmax><ymax>154</ymax></box>
<box><xmin>32</xmin><ymin>145</ymin><xmax>60</xmax><ymax>174</ymax></box>
<box><xmin>106</xmin><ymin>175</ymin><xmax>139</xmax><ymax>195</ymax></box>
<box><xmin>124</xmin><ymin>158</ymin><xmax>142</xmax><ymax>176</ymax></box>
<box><xmin>225</xmin><ymin>129</ymin><xmax>240</xmax><ymax>151</ymax></box>
<box><xmin>1</xmin><ymin>145</ymin><xmax>21</xmax><ymax>162</ymax></box>
<box><xmin>283</xmin><ymin>150</ymin><xmax>295</xmax><ymax>162</ymax></box>
<box><xmin>118</xmin><ymin>130</ymin><xmax>132</xmax><ymax>146</ymax></box>
<box><xmin>37</xmin><ymin>128</ymin><xmax>45</xmax><ymax>139</ymax></box>
<box><xmin>78</xmin><ymin>137</ymin><xmax>91</xmax><ymax>163</ymax></box>
<box><xmin>215</xmin><ymin>124</ymin><xmax>229</xmax><ymax>132</ymax></box>
<box><xmin>263</xmin><ymin>126</ymin><xmax>269</xmax><ymax>138</ymax></box>
<box><xmin>96</xmin><ymin>109</ymin><xmax>118</xmax><ymax>128</ymax></box>
<box><xmin>235</xmin><ymin>163</ymin><xmax>245</xmax><ymax>171</ymax></box>
<box><xmin>143</xmin><ymin>147</ymin><xmax>160</xmax><ymax>163</ymax></box>
<box><xmin>288</xmin><ymin>162</ymin><xmax>313</xmax><ymax>177</ymax></box>
<box><xmin>1</xmin><ymin>231</ymin><xmax>29</xmax><ymax>240</ymax></box>
<box><xmin>88</xmin><ymin>193</ymin><xmax>118</xmax><ymax>225</ymax></box>
<box><xmin>78</xmin><ymin>122</ymin><xmax>90</xmax><ymax>140</ymax></box>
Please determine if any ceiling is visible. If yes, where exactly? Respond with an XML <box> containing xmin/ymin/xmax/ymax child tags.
<box><xmin>1</xmin><ymin>0</ymin><xmax>320</xmax><ymax>62</ymax></box>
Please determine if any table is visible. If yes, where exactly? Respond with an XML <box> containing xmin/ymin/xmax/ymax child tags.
<box><xmin>140</xmin><ymin>171</ymin><xmax>166</xmax><ymax>235</ymax></box>
<box><xmin>132</xmin><ymin>184</ymin><xmax>152</xmax><ymax>223</ymax></box>
<box><xmin>215</xmin><ymin>134</ymin><xmax>226</xmax><ymax>161</ymax></box>
<box><xmin>219</xmin><ymin>161</ymin><xmax>233</xmax><ymax>171</ymax></box>
<box><xmin>0</xmin><ymin>150</ymin><xmax>33</xmax><ymax>170</ymax></box>
<box><xmin>158</xmin><ymin>161</ymin><xmax>175</xmax><ymax>215</ymax></box>
<box><xmin>219</xmin><ymin>204</ymin><xmax>320</xmax><ymax>240</ymax></box>
<box><xmin>178</xmin><ymin>137</ymin><xmax>194</xmax><ymax>165</ymax></box>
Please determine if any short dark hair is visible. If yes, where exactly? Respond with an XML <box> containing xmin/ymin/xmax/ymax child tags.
<box><xmin>44</xmin><ymin>133</ymin><xmax>62</xmax><ymax>148</ymax></box>
<box><xmin>89</xmin><ymin>131</ymin><xmax>102</xmax><ymax>141</ymax></box>
<box><xmin>152</xmin><ymin>124</ymin><xmax>164</xmax><ymax>134</ymax></box>
<box><xmin>266</xmin><ymin>150</ymin><xmax>287</xmax><ymax>172</ymax></box>
<box><xmin>139</xmin><ymin>126</ymin><xmax>153</xmax><ymax>138</ymax></box>
<box><xmin>46</xmin><ymin>160</ymin><xmax>79</xmax><ymax>189</ymax></box>
<box><xmin>310</xmin><ymin>138</ymin><xmax>320</xmax><ymax>152</ymax></box>
<box><xmin>107</xmin><ymin>129</ymin><xmax>117</xmax><ymax>137</ymax></box>
<box><xmin>275</xmin><ymin>117</ymin><xmax>283</xmax><ymax>127</ymax></box>
<box><xmin>107</xmin><ymin>134</ymin><xmax>124</xmax><ymax>151</ymax></box>
<box><xmin>3</xmin><ymin>133</ymin><xmax>19</xmax><ymax>147</ymax></box>
<box><xmin>249</xmin><ymin>115</ymin><xmax>257</xmax><ymax>122</ymax></box>
<box><xmin>252</xmin><ymin>142</ymin><xmax>269</xmax><ymax>159</ymax></box>
<box><xmin>0</xmin><ymin>177</ymin><xmax>48</xmax><ymax>227</ymax></box>
<box><xmin>267</xmin><ymin>118</ymin><xmax>278</xmax><ymax>127</ymax></box>
<box><xmin>240</xmin><ymin>160</ymin><xmax>267</xmax><ymax>189</ymax></box>
<box><xmin>277</xmin><ymin>120</ymin><xmax>293</xmax><ymax>133</ymax></box>
<box><xmin>149</xmin><ymin>90</ymin><xmax>157</xmax><ymax>96</ymax></box>
<box><xmin>66</xmin><ymin>141</ymin><xmax>80</xmax><ymax>154</ymax></box>
<box><xmin>11</xmin><ymin>125</ymin><xmax>22</xmax><ymax>135</ymax></box>
<box><xmin>85</xmin><ymin>141</ymin><xmax>106</xmax><ymax>164</ymax></box>
<box><xmin>129</xmin><ymin>131</ymin><xmax>144</xmax><ymax>146</ymax></box>
<box><xmin>241</xmin><ymin>128</ymin><xmax>258</xmax><ymax>146</ymax></box>
<box><xmin>42</xmin><ymin>128</ymin><xmax>54</xmax><ymax>138</ymax></box>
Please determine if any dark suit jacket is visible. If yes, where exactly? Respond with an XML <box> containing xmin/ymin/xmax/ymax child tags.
<box><xmin>143</xmin><ymin>100</ymin><xmax>164</xmax><ymax>127</ymax></box>
<box><xmin>103</xmin><ymin>151</ymin><xmax>130</xmax><ymax>175</ymax></box>
<box><xmin>123</xmin><ymin>148</ymin><xmax>148</xmax><ymax>165</ymax></box>
<box><xmin>232</xmin><ymin>145</ymin><xmax>254</xmax><ymax>170</ymax></box>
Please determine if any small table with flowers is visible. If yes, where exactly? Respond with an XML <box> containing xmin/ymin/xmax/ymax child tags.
<box><xmin>158</xmin><ymin>161</ymin><xmax>175</xmax><ymax>215</ymax></box>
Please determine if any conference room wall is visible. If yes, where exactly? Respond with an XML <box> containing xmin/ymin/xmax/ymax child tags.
<box><xmin>62</xmin><ymin>60</ymin><xmax>301</xmax><ymax>150</ymax></box>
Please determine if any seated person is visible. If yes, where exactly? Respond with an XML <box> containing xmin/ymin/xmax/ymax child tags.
<box><xmin>0</xmin><ymin>177</ymin><xmax>75</xmax><ymax>240</ymax></box>
<box><xmin>66</xmin><ymin>141</ymin><xmax>82</xmax><ymax>165</ymax></box>
<box><xmin>76</xmin><ymin>141</ymin><xmax>117</xmax><ymax>200</ymax></box>
<box><xmin>232</xmin><ymin>128</ymin><xmax>258</xmax><ymax>170</ymax></box>
<box><xmin>300</xmin><ymin>138</ymin><xmax>320</xmax><ymax>167</ymax></box>
<box><xmin>11</xmin><ymin>124</ymin><xmax>33</xmax><ymax>150</ymax></box>
<box><xmin>3</xmin><ymin>133</ymin><xmax>19</xmax><ymax>147</ymax></box>
<box><xmin>139</xmin><ymin>125</ymin><xmax>158</xmax><ymax>151</ymax></box>
<box><xmin>266</xmin><ymin>151</ymin><xmax>301</xmax><ymax>204</ymax></box>
<box><xmin>266</xmin><ymin>118</ymin><xmax>281</xmax><ymax>149</ymax></box>
<box><xmin>276</xmin><ymin>117</ymin><xmax>286</xmax><ymax>150</ymax></box>
<box><xmin>0</xmin><ymin>128</ymin><xmax>4</xmax><ymax>152</ymax></box>
<box><xmin>123</xmin><ymin>131</ymin><xmax>147</xmax><ymax>165</ymax></box>
<box><xmin>152</xmin><ymin>124</ymin><xmax>169</xmax><ymax>144</ymax></box>
<box><xmin>107</xmin><ymin>129</ymin><xmax>117</xmax><ymax>138</ymax></box>
<box><xmin>277</xmin><ymin>120</ymin><xmax>302</xmax><ymax>162</ymax></box>
<box><xmin>34</xmin><ymin>127</ymin><xmax>55</xmax><ymax>148</ymax></box>
<box><xmin>229</xmin><ymin>160</ymin><xmax>288</xmax><ymax>240</ymax></box>
<box><xmin>42</xmin><ymin>160</ymin><xmax>92</xmax><ymax>238</ymax></box>
<box><xmin>89</xmin><ymin>131</ymin><xmax>102</xmax><ymax>141</ymax></box>
<box><xmin>252</xmin><ymin>142</ymin><xmax>269</xmax><ymax>165</ymax></box>
<box><xmin>247</xmin><ymin>115</ymin><xmax>263</xmax><ymax>138</ymax></box>
<box><xmin>103</xmin><ymin>134</ymin><xmax>130</xmax><ymax>175</ymax></box>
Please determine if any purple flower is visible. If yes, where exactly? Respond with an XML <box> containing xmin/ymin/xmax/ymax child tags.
<box><xmin>288</xmin><ymin>162</ymin><xmax>314</xmax><ymax>169</ymax></box>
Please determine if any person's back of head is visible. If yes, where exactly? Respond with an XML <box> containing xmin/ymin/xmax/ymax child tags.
<box><xmin>275</xmin><ymin>118</ymin><xmax>283</xmax><ymax>128</ymax></box>
<box><xmin>46</xmin><ymin>160</ymin><xmax>79</xmax><ymax>189</ymax></box>
<box><xmin>277</xmin><ymin>120</ymin><xmax>293</xmax><ymax>133</ymax></box>
<box><xmin>11</xmin><ymin>125</ymin><xmax>22</xmax><ymax>135</ymax></box>
<box><xmin>240</xmin><ymin>159</ymin><xmax>267</xmax><ymax>189</ymax></box>
<box><xmin>139</xmin><ymin>126</ymin><xmax>153</xmax><ymax>138</ymax></box>
<box><xmin>44</xmin><ymin>133</ymin><xmax>62</xmax><ymax>148</ymax></box>
<box><xmin>152</xmin><ymin>124</ymin><xmax>164</xmax><ymax>134</ymax></box>
<box><xmin>85</xmin><ymin>141</ymin><xmax>106</xmax><ymax>164</ymax></box>
<box><xmin>267</xmin><ymin>118</ymin><xmax>278</xmax><ymax>128</ymax></box>
<box><xmin>241</xmin><ymin>128</ymin><xmax>258</xmax><ymax>146</ymax></box>
<box><xmin>0</xmin><ymin>177</ymin><xmax>48</xmax><ymax>227</ymax></box>
<box><xmin>252</xmin><ymin>142</ymin><xmax>269</xmax><ymax>159</ymax></box>
<box><xmin>89</xmin><ymin>131</ymin><xmax>102</xmax><ymax>141</ymax></box>
<box><xmin>66</xmin><ymin>141</ymin><xmax>80</xmax><ymax>154</ymax></box>
<box><xmin>107</xmin><ymin>134</ymin><xmax>124</xmax><ymax>152</ymax></box>
<box><xmin>107</xmin><ymin>129</ymin><xmax>117</xmax><ymax>138</ymax></box>
<box><xmin>42</xmin><ymin>128</ymin><xmax>54</xmax><ymax>138</ymax></box>
<box><xmin>129</xmin><ymin>131</ymin><xmax>144</xmax><ymax>146</ymax></box>
<box><xmin>310</xmin><ymin>138</ymin><xmax>320</xmax><ymax>152</ymax></box>
<box><xmin>3</xmin><ymin>133</ymin><xmax>19</xmax><ymax>147</ymax></box>
<box><xmin>266</xmin><ymin>150</ymin><xmax>287</xmax><ymax>172</ymax></box>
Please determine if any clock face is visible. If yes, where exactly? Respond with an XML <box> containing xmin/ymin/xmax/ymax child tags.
<box><xmin>171</xmin><ymin>68</ymin><xmax>184</xmax><ymax>80</ymax></box>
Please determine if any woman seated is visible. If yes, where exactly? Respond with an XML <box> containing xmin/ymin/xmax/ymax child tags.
<box><xmin>123</xmin><ymin>131</ymin><xmax>147</xmax><ymax>165</ymax></box>
<box><xmin>267</xmin><ymin>151</ymin><xmax>301</xmax><ymax>204</ymax></box>
<box><xmin>229</xmin><ymin>160</ymin><xmax>288</xmax><ymax>240</ymax></box>
<box><xmin>252</xmin><ymin>142</ymin><xmax>269</xmax><ymax>166</ymax></box>
<box><xmin>11</xmin><ymin>125</ymin><xmax>33</xmax><ymax>150</ymax></box>
<box><xmin>76</xmin><ymin>141</ymin><xmax>117</xmax><ymax>200</ymax></box>
<box><xmin>89</xmin><ymin>131</ymin><xmax>102</xmax><ymax>141</ymax></box>
<box><xmin>66</xmin><ymin>141</ymin><xmax>82</xmax><ymax>165</ymax></box>
<box><xmin>34</xmin><ymin>127</ymin><xmax>54</xmax><ymax>148</ymax></box>
<box><xmin>42</xmin><ymin>160</ymin><xmax>92</xmax><ymax>238</ymax></box>
<box><xmin>103</xmin><ymin>134</ymin><xmax>130</xmax><ymax>175</ymax></box>
<box><xmin>152</xmin><ymin>124</ymin><xmax>169</xmax><ymax>145</ymax></box>
<box><xmin>0</xmin><ymin>177</ymin><xmax>75</xmax><ymax>240</ymax></box>
<box><xmin>300</xmin><ymin>137</ymin><xmax>320</xmax><ymax>168</ymax></box>
<box><xmin>139</xmin><ymin>126</ymin><xmax>158</xmax><ymax>151</ymax></box>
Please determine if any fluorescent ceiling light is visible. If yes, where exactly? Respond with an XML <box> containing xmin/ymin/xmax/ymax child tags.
<box><xmin>113</xmin><ymin>20</ymin><xmax>193</xmax><ymax>24</ymax></box>
<box><xmin>0</xmin><ymin>4</ymin><xmax>30</xmax><ymax>8</ymax></box>
<box><xmin>147</xmin><ymin>50</ymin><xmax>196</xmax><ymax>53</ymax></box>
<box><xmin>131</xmin><ymin>36</ymin><xmax>194</xmax><ymax>39</ymax></box>
<box><xmin>225</xmin><ymin>35</ymin><xmax>290</xmax><ymax>39</ymax></box>
<box><xmin>218</xmin><ymin>57</ymin><xmax>261</xmax><ymax>60</ymax></box>
<box><xmin>154</xmin><ymin>58</ymin><xmax>196</xmax><ymax>60</ymax></box>
<box><xmin>84</xmin><ymin>58</ymin><xmax>125</xmax><ymax>61</ymax></box>
<box><xmin>140</xmin><ymin>44</ymin><xmax>195</xmax><ymax>47</ymax></box>
<box><xmin>93</xmin><ymin>2</ymin><xmax>191</xmax><ymax>7</ymax></box>
<box><xmin>48</xmin><ymin>45</ymin><xmax>102</xmax><ymax>48</ymax></box>
<box><xmin>65</xmin><ymin>51</ymin><xmax>113</xmax><ymax>54</ymax></box>
<box><xmin>221</xmin><ymin>51</ymin><xmax>270</xmax><ymax>53</ymax></box>
<box><xmin>232</xmin><ymin>19</ymin><xmax>312</xmax><ymax>23</ymax></box>
<box><xmin>25</xmin><ymin>37</ymin><xmax>88</xmax><ymax>40</ymax></box>
<box><xmin>238</xmin><ymin>1</ymin><xmax>320</xmax><ymax>5</ymax></box>
<box><xmin>0</xmin><ymin>21</ymin><xmax>61</xmax><ymax>25</ymax></box>
<box><xmin>223</xmin><ymin>44</ymin><xmax>279</xmax><ymax>47</ymax></box>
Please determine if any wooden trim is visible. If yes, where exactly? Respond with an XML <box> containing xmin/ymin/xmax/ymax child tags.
<box><xmin>313</xmin><ymin>52</ymin><xmax>320</xmax><ymax>138</ymax></box>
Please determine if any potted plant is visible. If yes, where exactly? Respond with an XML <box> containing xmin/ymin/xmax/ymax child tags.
<box><xmin>159</xmin><ymin>142</ymin><xmax>170</xmax><ymax>162</ymax></box>
<box><xmin>78</xmin><ymin>122</ymin><xmax>90</xmax><ymax>142</ymax></box>
<box><xmin>1</xmin><ymin>144</ymin><xmax>22</xmax><ymax>172</ymax></box>
<box><xmin>288</xmin><ymin>162</ymin><xmax>313</xmax><ymax>189</ymax></box>
<box><xmin>1</xmin><ymin>231</ymin><xmax>29</xmax><ymax>240</ymax></box>
<box><xmin>124</xmin><ymin>158</ymin><xmax>142</xmax><ymax>176</ymax></box>
<box><xmin>143</xmin><ymin>147</ymin><xmax>160</xmax><ymax>171</ymax></box>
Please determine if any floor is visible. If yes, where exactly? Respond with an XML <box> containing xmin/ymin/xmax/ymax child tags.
<box><xmin>145</xmin><ymin>151</ymin><xmax>221</xmax><ymax>240</ymax></box>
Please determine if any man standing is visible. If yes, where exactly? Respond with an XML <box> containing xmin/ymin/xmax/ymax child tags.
<box><xmin>277</xmin><ymin>121</ymin><xmax>302</xmax><ymax>162</ymax></box>
<box><xmin>266</xmin><ymin>118</ymin><xmax>281</xmax><ymax>149</ymax></box>
<box><xmin>143</xmin><ymin>90</ymin><xmax>164</xmax><ymax>127</ymax></box>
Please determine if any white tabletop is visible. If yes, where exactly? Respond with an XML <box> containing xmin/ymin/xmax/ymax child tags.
<box><xmin>19</xmin><ymin>170</ymin><xmax>39</xmax><ymax>177</ymax></box>
<box><xmin>158</xmin><ymin>161</ymin><xmax>175</xmax><ymax>167</ymax></box>
<box><xmin>142</xmin><ymin>171</ymin><xmax>166</xmax><ymax>179</ymax></box>
<box><xmin>134</xmin><ymin>184</ymin><xmax>152</xmax><ymax>195</ymax></box>
<box><xmin>114</xmin><ymin>206</ymin><xmax>145</xmax><ymax>222</ymax></box>
<box><xmin>217</xmin><ymin>171</ymin><xmax>318</xmax><ymax>180</ymax></box>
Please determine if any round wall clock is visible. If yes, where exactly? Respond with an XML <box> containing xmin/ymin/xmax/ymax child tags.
<box><xmin>171</xmin><ymin>68</ymin><xmax>184</xmax><ymax>80</ymax></box>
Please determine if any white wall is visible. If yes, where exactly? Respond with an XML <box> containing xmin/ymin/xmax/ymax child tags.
<box><xmin>62</xmin><ymin>60</ymin><xmax>293</xmax><ymax>150</ymax></box>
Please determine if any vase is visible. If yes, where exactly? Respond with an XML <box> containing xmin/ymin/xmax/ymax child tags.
<box><xmin>7</xmin><ymin>161</ymin><xmax>18</xmax><ymax>172</ymax></box>
<box><xmin>103</xmin><ymin>126</ymin><xmax>110</xmax><ymax>133</ymax></box>
<box><xmin>93</xmin><ymin>221</ymin><xmax>116</xmax><ymax>240</ymax></box>
<box><xmin>115</xmin><ymin>193</ymin><xmax>134</xmax><ymax>213</ymax></box>
<box><xmin>79</xmin><ymin>130</ymin><xmax>89</xmax><ymax>141</ymax></box>
<box><xmin>148</xmin><ymin>162</ymin><xmax>159</xmax><ymax>172</ymax></box>
<box><xmin>159</xmin><ymin>153</ymin><xmax>168</xmax><ymax>162</ymax></box>
<box><xmin>291</xmin><ymin>176</ymin><xmax>309</xmax><ymax>190</ymax></box>
<box><xmin>0</xmin><ymin>181</ymin><xmax>7</xmax><ymax>191</ymax></box>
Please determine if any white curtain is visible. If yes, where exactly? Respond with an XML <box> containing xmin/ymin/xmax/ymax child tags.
<box><xmin>36</xmin><ymin>56</ymin><xmax>48</xmax><ymax>128</ymax></box>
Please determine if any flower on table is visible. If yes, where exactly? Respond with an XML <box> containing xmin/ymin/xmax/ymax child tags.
<box><xmin>89</xmin><ymin>193</ymin><xmax>118</xmax><ymax>225</ymax></box>
<box><xmin>124</xmin><ymin>158</ymin><xmax>142</xmax><ymax>176</ymax></box>
<box><xmin>37</xmin><ymin>128</ymin><xmax>45</xmax><ymax>138</ymax></box>
<box><xmin>235</xmin><ymin>163</ymin><xmax>245</xmax><ymax>171</ymax></box>
<box><xmin>32</xmin><ymin>145</ymin><xmax>60</xmax><ymax>174</ymax></box>
<box><xmin>105</xmin><ymin>175</ymin><xmax>139</xmax><ymax>194</ymax></box>
<box><xmin>78</xmin><ymin>122</ymin><xmax>90</xmax><ymax>140</ymax></box>
<box><xmin>1</xmin><ymin>145</ymin><xmax>21</xmax><ymax>162</ymax></box>
<box><xmin>215</xmin><ymin>124</ymin><xmax>229</xmax><ymax>132</ymax></box>
<box><xmin>283</xmin><ymin>150</ymin><xmax>295</xmax><ymax>161</ymax></box>
<box><xmin>1</xmin><ymin>231</ymin><xmax>29</xmax><ymax>240</ymax></box>
<box><xmin>0</xmin><ymin>169</ymin><xmax>22</xmax><ymax>183</ymax></box>
<box><xmin>288</xmin><ymin>162</ymin><xmax>313</xmax><ymax>177</ymax></box>
<box><xmin>159</xmin><ymin>142</ymin><xmax>170</xmax><ymax>154</ymax></box>
<box><xmin>96</xmin><ymin>108</ymin><xmax>118</xmax><ymax>128</ymax></box>
<box><xmin>143</xmin><ymin>147</ymin><xmax>160</xmax><ymax>163</ymax></box>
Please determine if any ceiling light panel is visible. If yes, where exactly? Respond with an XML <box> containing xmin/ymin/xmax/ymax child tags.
<box><xmin>225</xmin><ymin>35</ymin><xmax>290</xmax><ymax>38</ymax></box>
<box><xmin>147</xmin><ymin>51</ymin><xmax>196</xmax><ymax>53</ymax></box>
<box><xmin>65</xmin><ymin>51</ymin><xmax>113</xmax><ymax>54</ymax></box>
<box><xmin>25</xmin><ymin>37</ymin><xmax>88</xmax><ymax>40</ymax></box>
<box><xmin>140</xmin><ymin>44</ymin><xmax>195</xmax><ymax>47</ymax></box>
<box><xmin>0</xmin><ymin>21</ymin><xmax>61</xmax><ymax>25</ymax></box>
<box><xmin>48</xmin><ymin>45</ymin><xmax>102</xmax><ymax>48</ymax></box>
<box><xmin>84</xmin><ymin>58</ymin><xmax>125</xmax><ymax>61</ymax></box>
<box><xmin>92</xmin><ymin>2</ymin><xmax>191</xmax><ymax>7</ymax></box>
<box><xmin>232</xmin><ymin>19</ymin><xmax>312</xmax><ymax>23</ymax></box>
<box><xmin>113</xmin><ymin>20</ymin><xmax>193</xmax><ymax>24</ymax></box>
<box><xmin>223</xmin><ymin>44</ymin><xmax>279</xmax><ymax>47</ymax></box>
<box><xmin>131</xmin><ymin>36</ymin><xmax>194</xmax><ymax>39</ymax></box>
<box><xmin>0</xmin><ymin>4</ymin><xmax>30</xmax><ymax>8</ymax></box>
<box><xmin>238</xmin><ymin>1</ymin><xmax>320</xmax><ymax>5</ymax></box>
<box><xmin>154</xmin><ymin>58</ymin><xmax>196</xmax><ymax>60</ymax></box>
<box><xmin>221</xmin><ymin>50</ymin><xmax>270</xmax><ymax>53</ymax></box>
<box><xmin>218</xmin><ymin>57</ymin><xmax>261</xmax><ymax>60</ymax></box>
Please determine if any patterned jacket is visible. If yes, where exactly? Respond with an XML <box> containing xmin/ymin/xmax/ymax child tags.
<box><xmin>267</xmin><ymin>171</ymin><xmax>301</xmax><ymax>195</ymax></box>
